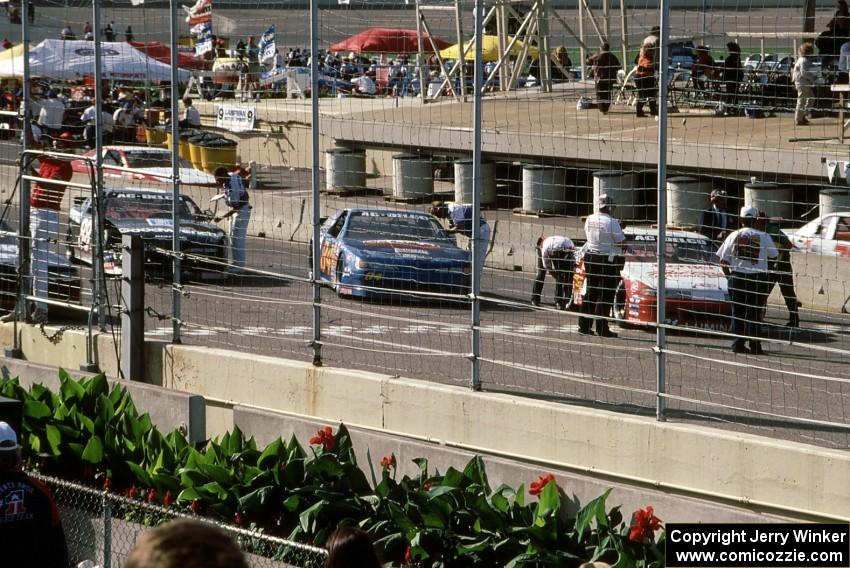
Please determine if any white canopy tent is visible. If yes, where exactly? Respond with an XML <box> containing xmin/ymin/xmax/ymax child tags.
<box><xmin>0</xmin><ymin>39</ymin><xmax>191</xmax><ymax>82</ymax></box>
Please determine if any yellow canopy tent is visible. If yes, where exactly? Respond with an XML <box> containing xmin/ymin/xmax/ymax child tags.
<box><xmin>0</xmin><ymin>43</ymin><xmax>25</xmax><ymax>64</ymax></box>
<box><xmin>438</xmin><ymin>35</ymin><xmax>539</xmax><ymax>62</ymax></box>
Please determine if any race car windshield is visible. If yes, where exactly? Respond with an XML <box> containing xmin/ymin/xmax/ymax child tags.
<box><xmin>625</xmin><ymin>237</ymin><xmax>715</xmax><ymax>263</ymax></box>
<box><xmin>105</xmin><ymin>194</ymin><xmax>195</xmax><ymax>220</ymax></box>
<box><xmin>124</xmin><ymin>151</ymin><xmax>193</xmax><ymax>170</ymax></box>
<box><xmin>345</xmin><ymin>213</ymin><xmax>451</xmax><ymax>242</ymax></box>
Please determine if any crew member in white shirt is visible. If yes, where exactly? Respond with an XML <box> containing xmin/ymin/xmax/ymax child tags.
<box><xmin>37</xmin><ymin>89</ymin><xmax>65</xmax><ymax>135</ymax></box>
<box><xmin>351</xmin><ymin>72</ymin><xmax>377</xmax><ymax>95</ymax></box>
<box><xmin>430</xmin><ymin>202</ymin><xmax>491</xmax><ymax>280</ymax></box>
<box><xmin>717</xmin><ymin>205</ymin><xmax>778</xmax><ymax>355</ymax></box>
<box><xmin>577</xmin><ymin>194</ymin><xmax>626</xmax><ymax>337</ymax></box>
<box><xmin>81</xmin><ymin>99</ymin><xmax>114</xmax><ymax>145</ymax></box>
<box><xmin>531</xmin><ymin>235</ymin><xmax>575</xmax><ymax>310</ymax></box>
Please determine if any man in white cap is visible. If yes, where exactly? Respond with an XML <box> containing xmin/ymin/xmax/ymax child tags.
<box><xmin>578</xmin><ymin>194</ymin><xmax>625</xmax><ymax>337</ymax></box>
<box><xmin>717</xmin><ymin>205</ymin><xmax>778</xmax><ymax>354</ymax></box>
<box><xmin>0</xmin><ymin>421</ymin><xmax>68</xmax><ymax>567</ymax></box>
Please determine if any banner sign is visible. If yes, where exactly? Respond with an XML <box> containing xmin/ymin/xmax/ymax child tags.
<box><xmin>216</xmin><ymin>105</ymin><xmax>255</xmax><ymax>133</ymax></box>
<box><xmin>184</xmin><ymin>0</ymin><xmax>212</xmax><ymax>25</ymax></box>
<box><xmin>194</xmin><ymin>23</ymin><xmax>213</xmax><ymax>57</ymax></box>
<box><xmin>259</xmin><ymin>25</ymin><xmax>276</xmax><ymax>63</ymax></box>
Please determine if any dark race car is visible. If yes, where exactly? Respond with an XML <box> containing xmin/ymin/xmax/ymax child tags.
<box><xmin>66</xmin><ymin>188</ymin><xmax>227</xmax><ymax>279</ymax></box>
<box><xmin>313</xmin><ymin>208</ymin><xmax>471</xmax><ymax>300</ymax></box>
<box><xmin>0</xmin><ymin>221</ymin><xmax>81</xmax><ymax>312</ymax></box>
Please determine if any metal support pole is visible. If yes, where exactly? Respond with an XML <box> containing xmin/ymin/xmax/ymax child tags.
<box><xmin>579</xmin><ymin>0</ymin><xmax>586</xmax><ymax>85</ymax></box>
<box><xmin>655</xmin><ymin>0</ymin><xmax>670</xmax><ymax>422</ymax></box>
<box><xmin>6</xmin><ymin>0</ymin><xmax>30</xmax><ymax>359</ymax></box>
<box><xmin>170</xmin><ymin>0</ymin><xmax>182</xmax><ymax>344</ymax></box>
<box><xmin>102</xmin><ymin>495</ymin><xmax>112</xmax><ymax>568</ymax></box>
<box><xmin>93</xmin><ymin>0</ymin><xmax>106</xmax><ymax>332</ymax></box>
<box><xmin>604</xmin><ymin>0</ymin><xmax>610</xmax><ymax>41</ymax></box>
<box><xmin>120</xmin><ymin>236</ymin><xmax>144</xmax><ymax>381</ymax></box>
<box><xmin>539</xmin><ymin>0</ymin><xmax>552</xmax><ymax>93</ymax></box>
<box><xmin>619</xmin><ymin>0</ymin><xmax>628</xmax><ymax>73</ymax></box>
<box><xmin>415</xmin><ymin>0</ymin><xmax>427</xmax><ymax>102</ymax></box>
<box><xmin>471</xmin><ymin>0</ymin><xmax>483</xmax><ymax>392</ymax></box>
<box><xmin>310</xmin><ymin>0</ymin><xmax>322</xmax><ymax>367</ymax></box>
<box><xmin>454</xmin><ymin>0</ymin><xmax>466</xmax><ymax>100</ymax></box>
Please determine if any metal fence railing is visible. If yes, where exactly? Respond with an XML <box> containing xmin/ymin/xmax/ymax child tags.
<box><xmin>32</xmin><ymin>472</ymin><xmax>329</xmax><ymax>568</ymax></box>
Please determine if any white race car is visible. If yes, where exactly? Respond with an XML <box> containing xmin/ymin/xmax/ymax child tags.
<box><xmin>784</xmin><ymin>212</ymin><xmax>850</xmax><ymax>258</ymax></box>
<box><xmin>572</xmin><ymin>227</ymin><xmax>731</xmax><ymax>330</ymax></box>
<box><xmin>72</xmin><ymin>146</ymin><xmax>217</xmax><ymax>186</ymax></box>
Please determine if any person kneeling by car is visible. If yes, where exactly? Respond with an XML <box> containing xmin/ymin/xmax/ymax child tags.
<box><xmin>531</xmin><ymin>235</ymin><xmax>575</xmax><ymax>310</ymax></box>
<box><xmin>213</xmin><ymin>166</ymin><xmax>251</xmax><ymax>274</ymax></box>
<box><xmin>430</xmin><ymin>201</ymin><xmax>491</xmax><ymax>279</ymax></box>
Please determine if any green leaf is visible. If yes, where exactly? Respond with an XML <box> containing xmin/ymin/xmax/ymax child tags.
<box><xmin>299</xmin><ymin>499</ymin><xmax>326</xmax><ymax>534</ymax></box>
<box><xmin>463</xmin><ymin>455</ymin><xmax>490</xmax><ymax>492</ymax></box>
<box><xmin>177</xmin><ymin>487</ymin><xmax>201</xmax><ymax>502</ymax></box>
<box><xmin>24</xmin><ymin>399</ymin><xmax>51</xmax><ymax>420</ymax></box>
<box><xmin>575</xmin><ymin>488</ymin><xmax>611</xmax><ymax>539</ymax></box>
<box><xmin>45</xmin><ymin>424</ymin><xmax>61</xmax><ymax>456</ymax></box>
<box><xmin>238</xmin><ymin>486</ymin><xmax>276</xmax><ymax>511</ymax></box>
<box><xmin>126</xmin><ymin>460</ymin><xmax>153</xmax><ymax>487</ymax></box>
<box><xmin>59</xmin><ymin>374</ymin><xmax>85</xmax><ymax>403</ymax></box>
<box><xmin>85</xmin><ymin>373</ymin><xmax>109</xmax><ymax>399</ymax></box>
<box><xmin>257</xmin><ymin>438</ymin><xmax>284</xmax><ymax>469</ymax></box>
<box><xmin>537</xmin><ymin>478</ymin><xmax>560</xmax><ymax>516</ymax></box>
<box><xmin>81</xmin><ymin>436</ymin><xmax>104</xmax><ymax>464</ymax></box>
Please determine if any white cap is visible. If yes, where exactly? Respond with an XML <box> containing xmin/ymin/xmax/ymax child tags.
<box><xmin>740</xmin><ymin>205</ymin><xmax>758</xmax><ymax>218</ymax></box>
<box><xmin>0</xmin><ymin>421</ymin><xmax>18</xmax><ymax>451</ymax></box>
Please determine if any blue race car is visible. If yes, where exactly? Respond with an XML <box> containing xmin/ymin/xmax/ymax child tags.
<box><xmin>314</xmin><ymin>208</ymin><xmax>471</xmax><ymax>299</ymax></box>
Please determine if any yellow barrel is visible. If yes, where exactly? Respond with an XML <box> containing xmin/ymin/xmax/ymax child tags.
<box><xmin>188</xmin><ymin>140</ymin><xmax>203</xmax><ymax>169</ymax></box>
<box><xmin>166</xmin><ymin>129</ymin><xmax>197</xmax><ymax>161</ymax></box>
<box><xmin>146</xmin><ymin>126</ymin><xmax>167</xmax><ymax>145</ymax></box>
<box><xmin>200</xmin><ymin>138</ymin><xmax>238</xmax><ymax>174</ymax></box>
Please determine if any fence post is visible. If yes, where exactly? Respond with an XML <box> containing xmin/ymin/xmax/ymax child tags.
<box><xmin>169</xmin><ymin>0</ymin><xmax>182</xmax><ymax>345</ymax></box>
<box><xmin>310</xmin><ymin>0</ymin><xmax>322</xmax><ymax>367</ymax></box>
<box><xmin>121</xmin><ymin>235</ymin><xmax>145</xmax><ymax>381</ymax></box>
<box><xmin>102</xmin><ymin>494</ymin><xmax>112</xmax><ymax>568</ymax></box>
<box><xmin>655</xmin><ymin>1</ymin><xmax>670</xmax><ymax>422</ymax></box>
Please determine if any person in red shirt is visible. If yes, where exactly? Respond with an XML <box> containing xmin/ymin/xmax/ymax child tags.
<box><xmin>29</xmin><ymin>131</ymin><xmax>74</xmax><ymax>323</ymax></box>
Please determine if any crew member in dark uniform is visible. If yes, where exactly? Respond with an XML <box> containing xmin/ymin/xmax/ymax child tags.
<box><xmin>757</xmin><ymin>211</ymin><xmax>801</xmax><ymax>328</ymax></box>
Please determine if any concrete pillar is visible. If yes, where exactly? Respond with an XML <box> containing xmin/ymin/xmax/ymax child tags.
<box><xmin>121</xmin><ymin>235</ymin><xmax>144</xmax><ymax>381</ymax></box>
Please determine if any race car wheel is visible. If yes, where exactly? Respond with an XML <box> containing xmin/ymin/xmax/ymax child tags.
<box><xmin>65</xmin><ymin>227</ymin><xmax>76</xmax><ymax>263</ymax></box>
<box><xmin>613</xmin><ymin>280</ymin><xmax>627</xmax><ymax>321</ymax></box>
<box><xmin>335</xmin><ymin>256</ymin><xmax>349</xmax><ymax>298</ymax></box>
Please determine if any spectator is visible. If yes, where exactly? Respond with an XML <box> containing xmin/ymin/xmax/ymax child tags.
<box><xmin>834</xmin><ymin>0</ymin><xmax>850</xmax><ymax>43</ymax></box>
<box><xmin>577</xmin><ymin>194</ymin><xmax>625</xmax><ymax>337</ymax></box>
<box><xmin>213</xmin><ymin>166</ymin><xmax>252</xmax><ymax>274</ymax></box>
<box><xmin>838</xmin><ymin>38</ymin><xmax>850</xmax><ymax>83</ymax></box>
<box><xmin>81</xmin><ymin>98</ymin><xmax>114</xmax><ymax>146</ymax></box>
<box><xmin>721</xmin><ymin>42</ymin><xmax>744</xmax><ymax>115</ymax></box>
<box><xmin>586</xmin><ymin>42</ymin><xmax>620</xmax><ymax>114</ymax></box>
<box><xmin>634</xmin><ymin>43</ymin><xmax>657</xmax><ymax>117</ymax></box>
<box><xmin>531</xmin><ymin>235</ymin><xmax>576</xmax><ymax>309</ymax></box>
<box><xmin>691</xmin><ymin>45</ymin><xmax>716</xmax><ymax>90</ymax></box>
<box><xmin>178</xmin><ymin>98</ymin><xmax>201</xmax><ymax>128</ymax></box>
<box><xmin>697</xmin><ymin>189</ymin><xmax>734</xmax><ymax>247</ymax></box>
<box><xmin>552</xmin><ymin>46</ymin><xmax>573</xmax><ymax>81</ymax></box>
<box><xmin>430</xmin><ymin>201</ymin><xmax>491</xmax><ymax>278</ymax></box>
<box><xmin>717</xmin><ymin>206</ymin><xmax>778</xmax><ymax>354</ymax></box>
<box><xmin>104</xmin><ymin>20</ymin><xmax>116</xmax><ymax>42</ymax></box>
<box><xmin>125</xmin><ymin>25</ymin><xmax>134</xmax><ymax>43</ymax></box>
<box><xmin>351</xmin><ymin>71</ymin><xmax>377</xmax><ymax>95</ymax></box>
<box><xmin>113</xmin><ymin>101</ymin><xmax>137</xmax><ymax>142</ymax></box>
<box><xmin>37</xmin><ymin>88</ymin><xmax>65</xmax><ymax>135</ymax></box>
<box><xmin>325</xmin><ymin>526</ymin><xmax>381</xmax><ymax>568</ymax></box>
<box><xmin>60</xmin><ymin>24</ymin><xmax>76</xmax><ymax>41</ymax></box>
<box><xmin>0</xmin><ymin>422</ymin><xmax>68</xmax><ymax>568</ymax></box>
<box><xmin>125</xmin><ymin>519</ymin><xmax>249</xmax><ymax>568</ymax></box>
<box><xmin>792</xmin><ymin>42</ymin><xmax>817</xmax><ymax>126</ymax></box>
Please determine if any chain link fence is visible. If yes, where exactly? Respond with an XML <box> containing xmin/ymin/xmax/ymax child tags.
<box><xmin>31</xmin><ymin>472</ymin><xmax>328</xmax><ymax>568</ymax></box>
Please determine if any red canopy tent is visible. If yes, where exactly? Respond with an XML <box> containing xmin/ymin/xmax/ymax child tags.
<box><xmin>329</xmin><ymin>28</ymin><xmax>451</xmax><ymax>54</ymax></box>
<box><xmin>129</xmin><ymin>41</ymin><xmax>210</xmax><ymax>71</ymax></box>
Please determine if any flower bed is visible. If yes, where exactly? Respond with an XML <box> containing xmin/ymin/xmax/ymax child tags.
<box><xmin>1</xmin><ymin>372</ymin><xmax>665</xmax><ymax>567</ymax></box>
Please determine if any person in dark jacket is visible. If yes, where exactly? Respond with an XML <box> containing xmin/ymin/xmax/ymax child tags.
<box><xmin>587</xmin><ymin>43</ymin><xmax>620</xmax><ymax>114</ymax></box>
<box><xmin>0</xmin><ymin>422</ymin><xmax>68</xmax><ymax>568</ymax></box>
<box><xmin>722</xmin><ymin>42</ymin><xmax>744</xmax><ymax>115</ymax></box>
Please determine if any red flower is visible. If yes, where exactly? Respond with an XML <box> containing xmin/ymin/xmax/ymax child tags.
<box><xmin>127</xmin><ymin>485</ymin><xmax>139</xmax><ymax>499</ymax></box>
<box><xmin>380</xmin><ymin>454</ymin><xmax>396</xmax><ymax>469</ymax></box>
<box><xmin>102</xmin><ymin>478</ymin><xmax>112</xmax><ymax>491</ymax></box>
<box><xmin>278</xmin><ymin>462</ymin><xmax>286</xmax><ymax>472</ymax></box>
<box><xmin>628</xmin><ymin>506</ymin><xmax>662</xmax><ymax>542</ymax></box>
<box><xmin>234</xmin><ymin>512</ymin><xmax>245</xmax><ymax>526</ymax></box>
<box><xmin>528</xmin><ymin>473</ymin><xmax>555</xmax><ymax>496</ymax></box>
<box><xmin>147</xmin><ymin>488</ymin><xmax>158</xmax><ymax>504</ymax></box>
<box><xmin>190</xmin><ymin>499</ymin><xmax>202</xmax><ymax>514</ymax></box>
<box><xmin>308</xmin><ymin>426</ymin><xmax>336</xmax><ymax>451</ymax></box>
<box><xmin>163</xmin><ymin>490</ymin><xmax>174</xmax><ymax>507</ymax></box>
<box><xmin>405</xmin><ymin>545</ymin><xmax>412</xmax><ymax>564</ymax></box>
<box><xmin>423</xmin><ymin>481</ymin><xmax>433</xmax><ymax>490</ymax></box>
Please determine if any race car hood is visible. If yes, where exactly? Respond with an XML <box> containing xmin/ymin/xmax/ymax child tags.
<box><xmin>348</xmin><ymin>239</ymin><xmax>469</xmax><ymax>263</ymax></box>
<box><xmin>132</xmin><ymin>167</ymin><xmax>217</xmax><ymax>186</ymax></box>
<box><xmin>106</xmin><ymin>218</ymin><xmax>225</xmax><ymax>243</ymax></box>
<box><xmin>625</xmin><ymin>262</ymin><xmax>729</xmax><ymax>298</ymax></box>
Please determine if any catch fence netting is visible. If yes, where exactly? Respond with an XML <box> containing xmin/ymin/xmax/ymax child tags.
<box><xmin>3</xmin><ymin>1</ymin><xmax>850</xmax><ymax>449</ymax></box>
<box><xmin>33</xmin><ymin>471</ymin><xmax>329</xmax><ymax>568</ymax></box>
